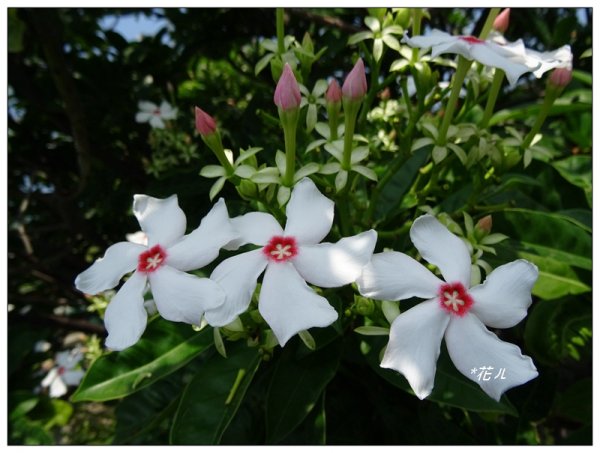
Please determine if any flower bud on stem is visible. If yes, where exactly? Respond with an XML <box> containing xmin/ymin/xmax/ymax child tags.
<box><xmin>274</xmin><ymin>64</ymin><xmax>301</xmax><ymax>186</ymax></box>
<box><xmin>325</xmin><ymin>79</ymin><xmax>342</xmax><ymax>140</ymax></box>
<box><xmin>341</xmin><ymin>59</ymin><xmax>367</xmax><ymax>170</ymax></box>
<box><xmin>195</xmin><ymin>107</ymin><xmax>234</xmax><ymax>176</ymax></box>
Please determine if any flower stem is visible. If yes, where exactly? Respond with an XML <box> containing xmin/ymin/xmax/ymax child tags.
<box><xmin>411</xmin><ymin>9</ymin><xmax>423</xmax><ymax>63</ymax></box>
<box><xmin>279</xmin><ymin>108</ymin><xmax>299</xmax><ymax>186</ymax></box>
<box><xmin>437</xmin><ymin>56</ymin><xmax>472</xmax><ymax>145</ymax></box>
<box><xmin>341</xmin><ymin>99</ymin><xmax>361</xmax><ymax>170</ymax></box>
<box><xmin>478</xmin><ymin>8</ymin><xmax>501</xmax><ymax>39</ymax></box>
<box><xmin>276</xmin><ymin>8</ymin><xmax>285</xmax><ymax>54</ymax></box>
<box><xmin>480</xmin><ymin>68</ymin><xmax>504</xmax><ymax>128</ymax></box>
<box><xmin>521</xmin><ymin>87</ymin><xmax>559</xmax><ymax>149</ymax></box>
<box><xmin>202</xmin><ymin>133</ymin><xmax>234</xmax><ymax>176</ymax></box>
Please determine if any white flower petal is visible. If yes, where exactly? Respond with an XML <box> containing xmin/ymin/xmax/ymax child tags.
<box><xmin>133</xmin><ymin>194</ymin><xmax>186</xmax><ymax>248</ymax></box>
<box><xmin>49</xmin><ymin>376</ymin><xmax>68</xmax><ymax>398</ymax></box>
<box><xmin>293</xmin><ymin>230</ymin><xmax>377</xmax><ymax>287</ymax></box>
<box><xmin>402</xmin><ymin>29</ymin><xmax>454</xmax><ymax>49</ymax></box>
<box><xmin>284</xmin><ymin>178</ymin><xmax>334</xmax><ymax>245</ymax></box>
<box><xmin>226</xmin><ymin>212</ymin><xmax>283</xmax><ymax>250</ymax></box>
<box><xmin>445</xmin><ymin>314</ymin><xmax>538</xmax><ymax>401</ymax></box>
<box><xmin>55</xmin><ymin>350</ymin><xmax>83</xmax><ymax>369</ymax></box>
<box><xmin>357</xmin><ymin>251</ymin><xmax>443</xmax><ymax>300</ymax></box>
<box><xmin>104</xmin><ymin>271</ymin><xmax>148</xmax><ymax>351</ymax></box>
<box><xmin>410</xmin><ymin>215</ymin><xmax>471</xmax><ymax>287</ymax></box>
<box><xmin>149</xmin><ymin>115</ymin><xmax>165</xmax><ymax>129</ymax></box>
<box><xmin>470</xmin><ymin>260</ymin><xmax>538</xmax><ymax>329</ymax></box>
<box><xmin>259</xmin><ymin>262</ymin><xmax>338</xmax><ymax>346</ymax></box>
<box><xmin>62</xmin><ymin>370</ymin><xmax>85</xmax><ymax>386</ymax></box>
<box><xmin>149</xmin><ymin>266</ymin><xmax>224</xmax><ymax>325</ymax></box>
<box><xmin>159</xmin><ymin>101</ymin><xmax>177</xmax><ymax>119</ymax></box>
<box><xmin>138</xmin><ymin>101</ymin><xmax>157</xmax><ymax>112</ymax></box>
<box><xmin>204</xmin><ymin>249</ymin><xmax>268</xmax><ymax>326</ymax></box>
<box><xmin>381</xmin><ymin>299</ymin><xmax>450</xmax><ymax>400</ymax></box>
<box><xmin>135</xmin><ymin>111</ymin><xmax>153</xmax><ymax>123</ymax></box>
<box><xmin>41</xmin><ymin>368</ymin><xmax>58</xmax><ymax>388</ymax></box>
<box><xmin>471</xmin><ymin>43</ymin><xmax>533</xmax><ymax>86</ymax></box>
<box><xmin>167</xmin><ymin>199</ymin><xmax>237</xmax><ymax>271</ymax></box>
<box><xmin>75</xmin><ymin>241</ymin><xmax>145</xmax><ymax>294</ymax></box>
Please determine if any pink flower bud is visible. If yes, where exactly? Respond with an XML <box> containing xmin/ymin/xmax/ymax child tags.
<box><xmin>195</xmin><ymin>107</ymin><xmax>217</xmax><ymax>136</ymax></box>
<box><xmin>476</xmin><ymin>215</ymin><xmax>493</xmax><ymax>234</ymax></box>
<box><xmin>549</xmin><ymin>67</ymin><xmax>573</xmax><ymax>88</ymax></box>
<box><xmin>342</xmin><ymin>58</ymin><xmax>368</xmax><ymax>101</ymax></box>
<box><xmin>493</xmin><ymin>8</ymin><xmax>510</xmax><ymax>34</ymax></box>
<box><xmin>274</xmin><ymin>63</ymin><xmax>301</xmax><ymax>111</ymax></box>
<box><xmin>325</xmin><ymin>79</ymin><xmax>342</xmax><ymax>103</ymax></box>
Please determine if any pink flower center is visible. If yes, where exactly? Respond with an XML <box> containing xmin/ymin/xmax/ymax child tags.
<box><xmin>438</xmin><ymin>282</ymin><xmax>473</xmax><ymax>316</ymax></box>
<box><xmin>57</xmin><ymin>366</ymin><xmax>66</xmax><ymax>375</ymax></box>
<box><xmin>460</xmin><ymin>36</ymin><xmax>484</xmax><ymax>45</ymax></box>
<box><xmin>153</xmin><ymin>108</ymin><xmax>161</xmax><ymax>116</ymax></box>
<box><xmin>263</xmin><ymin>236</ymin><xmax>298</xmax><ymax>262</ymax></box>
<box><xmin>138</xmin><ymin>245</ymin><xmax>167</xmax><ymax>273</ymax></box>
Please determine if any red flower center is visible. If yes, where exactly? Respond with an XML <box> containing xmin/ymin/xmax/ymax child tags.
<box><xmin>438</xmin><ymin>282</ymin><xmax>473</xmax><ymax>316</ymax></box>
<box><xmin>263</xmin><ymin>236</ymin><xmax>298</xmax><ymax>262</ymax></box>
<box><xmin>57</xmin><ymin>366</ymin><xmax>66</xmax><ymax>376</ymax></box>
<box><xmin>153</xmin><ymin>108</ymin><xmax>162</xmax><ymax>116</ymax></box>
<box><xmin>460</xmin><ymin>36</ymin><xmax>484</xmax><ymax>45</ymax></box>
<box><xmin>138</xmin><ymin>245</ymin><xmax>167</xmax><ymax>273</ymax></box>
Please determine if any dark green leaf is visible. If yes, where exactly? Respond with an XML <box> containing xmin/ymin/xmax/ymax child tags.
<box><xmin>170</xmin><ymin>342</ymin><xmax>261</xmax><ymax>445</ymax></box>
<box><xmin>551</xmin><ymin>156</ymin><xmax>592</xmax><ymax>207</ymax></box>
<box><xmin>72</xmin><ymin>319</ymin><xmax>213</xmax><ymax>402</ymax></box>
<box><xmin>553</xmin><ymin>378</ymin><xmax>592</xmax><ymax>424</ymax></box>
<box><xmin>266</xmin><ymin>338</ymin><xmax>342</xmax><ymax>443</ymax></box>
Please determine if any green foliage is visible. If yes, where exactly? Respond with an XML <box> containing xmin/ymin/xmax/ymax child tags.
<box><xmin>7</xmin><ymin>7</ymin><xmax>592</xmax><ymax>446</ymax></box>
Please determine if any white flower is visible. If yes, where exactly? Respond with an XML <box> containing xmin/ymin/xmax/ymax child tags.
<box><xmin>75</xmin><ymin>195</ymin><xmax>237</xmax><ymax>350</ymax></box>
<box><xmin>204</xmin><ymin>178</ymin><xmax>377</xmax><ymax>346</ymax></box>
<box><xmin>41</xmin><ymin>350</ymin><xmax>85</xmax><ymax>398</ymax></box>
<box><xmin>357</xmin><ymin>214</ymin><xmax>538</xmax><ymax>401</ymax></box>
<box><xmin>402</xmin><ymin>29</ymin><xmax>538</xmax><ymax>86</ymax></box>
<box><xmin>489</xmin><ymin>31</ymin><xmax>573</xmax><ymax>77</ymax></box>
<box><xmin>135</xmin><ymin>100</ymin><xmax>178</xmax><ymax>129</ymax></box>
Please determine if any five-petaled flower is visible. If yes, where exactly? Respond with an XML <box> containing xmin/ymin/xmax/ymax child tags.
<box><xmin>357</xmin><ymin>214</ymin><xmax>539</xmax><ymax>401</ymax></box>
<box><xmin>135</xmin><ymin>100</ymin><xmax>178</xmax><ymax>129</ymax></box>
<box><xmin>204</xmin><ymin>178</ymin><xmax>377</xmax><ymax>346</ymax></box>
<box><xmin>75</xmin><ymin>195</ymin><xmax>237</xmax><ymax>350</ymax></box>
<box><xmin>41</xmin><ymin>349</ymin><xmax>85</xmax><ymax>398</ymax></box>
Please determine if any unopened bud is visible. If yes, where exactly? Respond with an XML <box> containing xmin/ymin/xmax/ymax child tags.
<box><xmin>325</xmin><ymin>79</ymin><xmax>342</xmax><ymax>103</ymax></box>
<box><xmin>195</xmin><ymin>107</ymin><xmax>217</xmax><ymax>136</ymax></box>
<box><xmin>548</xmin><ymin>67</ymin><xmax>573</xmax><ymax>88</ymax></box>
<box><xmin>476</xmin><ymin>215</ymin><xmax>493</xmax><ymax>234</ymax></box>
<box><xmin>274</xmin><ymin>63</ymin><xmax>301</xmax><ymax>111</ymax></box>
<box><xmin>493</xmin><ymin>8</ymin><xmax>510</xmax><ymax>34</ymax></box>
<box><xmin>342</xmin><ymin>58</ymin><xmax>368</xmax><ymax>101</ymax></box>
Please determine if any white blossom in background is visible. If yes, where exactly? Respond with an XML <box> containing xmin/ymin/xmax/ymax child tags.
<box><xmin>75</xmin><ymin>195</ymin><xmax>237</xmax><ymax>350</ymax></box>
<box><xmin>41</xmin><ymin>349</ymin><xmax>85</xmax><ymax>398</ymax></box>
<box><xmin>357</xmin><ymin>214</ymin><xmax>539</xmax><ymax>401</ymax></box>
<box><xmin>135</xmin><ymin>100</ymin><xmax>177</xmax><ymax>129</ymax></box>
<box><xmin>205</xmin><ymin>178</ymin><xmax>377</xmax><ymax>346</ymax></box>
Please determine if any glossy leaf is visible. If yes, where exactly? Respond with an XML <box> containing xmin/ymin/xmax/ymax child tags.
<box><xmin>71</xmin><ymin>319</ymin><xmax>213</xmax><ymax>402</ymax></box>
<box><xmin>266</xmin><ymin>338</ymin><xmax>342</xmax><ymax>443</ymax></box>
<box><xmin>170</xmin><ymin>342</ymin><xmax>261</xmax><ymax>445</ymax></box>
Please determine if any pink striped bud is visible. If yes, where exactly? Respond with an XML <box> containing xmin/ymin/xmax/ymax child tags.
<box><xmin>342</xmin><ymin>58</ymin><xmax>367</xmax><ymax>101</ymax></box>
<box><xmin>493</xmin><ymin>8</ymin><xmax>510</xmax><ymax>34</ymax></box>
<box><xmin>549</xmin><ymin>67</ymin><xmax>573</xmax><ymax>88</ymax></box>
<box><xmin>325</xmin><ymin>79</ymin><xmax>342</xmax><ymax>103</ymax></box>
<box><xmin>274</xmin><ymin>63</ymin><xmax>301</xmax><ymax>111</ymax></box>
<box><xmin>195</xmin><ymin>107</ymin><xmax>217</xmax><ymax>136</ymax></box>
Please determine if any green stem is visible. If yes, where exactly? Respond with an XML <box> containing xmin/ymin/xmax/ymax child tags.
<box><xmin>276</xmin><ymin>8</ymin><xmax>285</xmax><ymax>54</ymax></box>
<box><xmin>411</xmin><ymin>9</ymin><xmax>423</xmax><ymax>63</ymax></box>
<box><xmin>478</xmin><ymin>8</ymin><xmax>501</xmax><ymax>39</ymax></box>
<box><xmin>202</xmin><ymin>133</ymin><xmax>234</xmax><ymax>176</ymax></box>
<box><xmin>281</xmin><ymin>111</ymin><xmax>298</xmax><ymax>186</ymax></box>
<box><xmin>521</xmin><ymin>88</ymin><xmax>559</xmax><ymax>149</ymax></box>
<box><xmin>341</xmin><ymin>99</ymin><xmax>361</xmax><ymax>170</ymax></box>
<box><xmin>480</xmin><ymin>68</ymin><xmax>504</xmax><ymax>128</ymax></box>
<box><xmin>358</xmin><ymin>52</ymin><xmax>383</xmax><ymax>128</ymax></box>
<box><xmin>437</xmin><ymin>56</ymin><xmax>472</xmax><ymax>145</ymax></box>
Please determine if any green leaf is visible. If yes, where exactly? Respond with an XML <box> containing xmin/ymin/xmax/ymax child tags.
<box><xmin>373</xmin><ymin>38</ymin><xmax>384</xmax><ymax>62</ymax></box>
<box><xmin>200</xmin><ymin>165</ymin><xmax>226</xmax><ymax>178</ymax></box>
<box><xmin>352</xmin><ymin>165</ymin><xmax>378</xmax><ymax>181</ymax></box>
<box><xmin>350</xmin><ymin>146</ymin><xmax>369</xmax><ymax>164</ymax></box>
<box><xmin>209</xmin><ymin>176</ymin><xmax>226</xmax><ymax>201</ymax></box>
<box><xmin>234</xmin><ymin>164</ymin><xmax>255</xmax><ymax>179</ymax></box>
<box><xmin>255</xmin><ymin>53</ymin><xmax>275</xmax><ymax>76</ymax></box>
<box><xmin>251</xmin><ymin>167</ymin><xmax>281</xmax><ymax>184</ymax></box>
<box><xmin>490</xmin><ymin>209</ymin><xmax>592</xmax><ymax>300</ymax></box>
<box><xmin>294</xmin><ymin>163</ymin><xmax>320</xmax><ymax>182</ymax></box>
<box><xmin>170</xmin><ymin>342</ymin><xmax>261</xmax><ymax>445</ymax></box>
<box><xmin>365</xmin><ymin>16</ymin><xmax>381</xmax><ymax>32</ymax></box>
<box><xmin>348</xmin><ymin>31</ymin><xmax>373</xmax><ymax>45</ymax></box>
<box><xmin>551</xmin><ymin>155</ymin><xmax>592</xmax><ymax>206</ymax></box>
<box><xmin>382</xmin><ymin>34</ymin><xmax>401</xmax><ymax>51</ymax></box>
<box><xmin>553</xmin><ymin>378</ymin><xmax>592</xmax><ymax>424</ymax></box>
<box><xmin>71</xmin><ymin>318</ymin><xmax>214</xmax><ymax>402</ymax></box>
<box><xmin>354</xmin><ymin>326</ymin><xmax>390</xmax><ymax>336</ymax></box>
<box><xmin>524</xmin><ymin>298</ymin><xmax>591</xmax><ymax>366</ymax></box>
<box><xmin>335</xmin><ymin>170</ymin><xmax>348</xmax><ymax>192</ymax></box>
<box><xmin>266</xmin><ymin>338</ymin><xmax>342</xmax><ymax>443</ymax></box>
